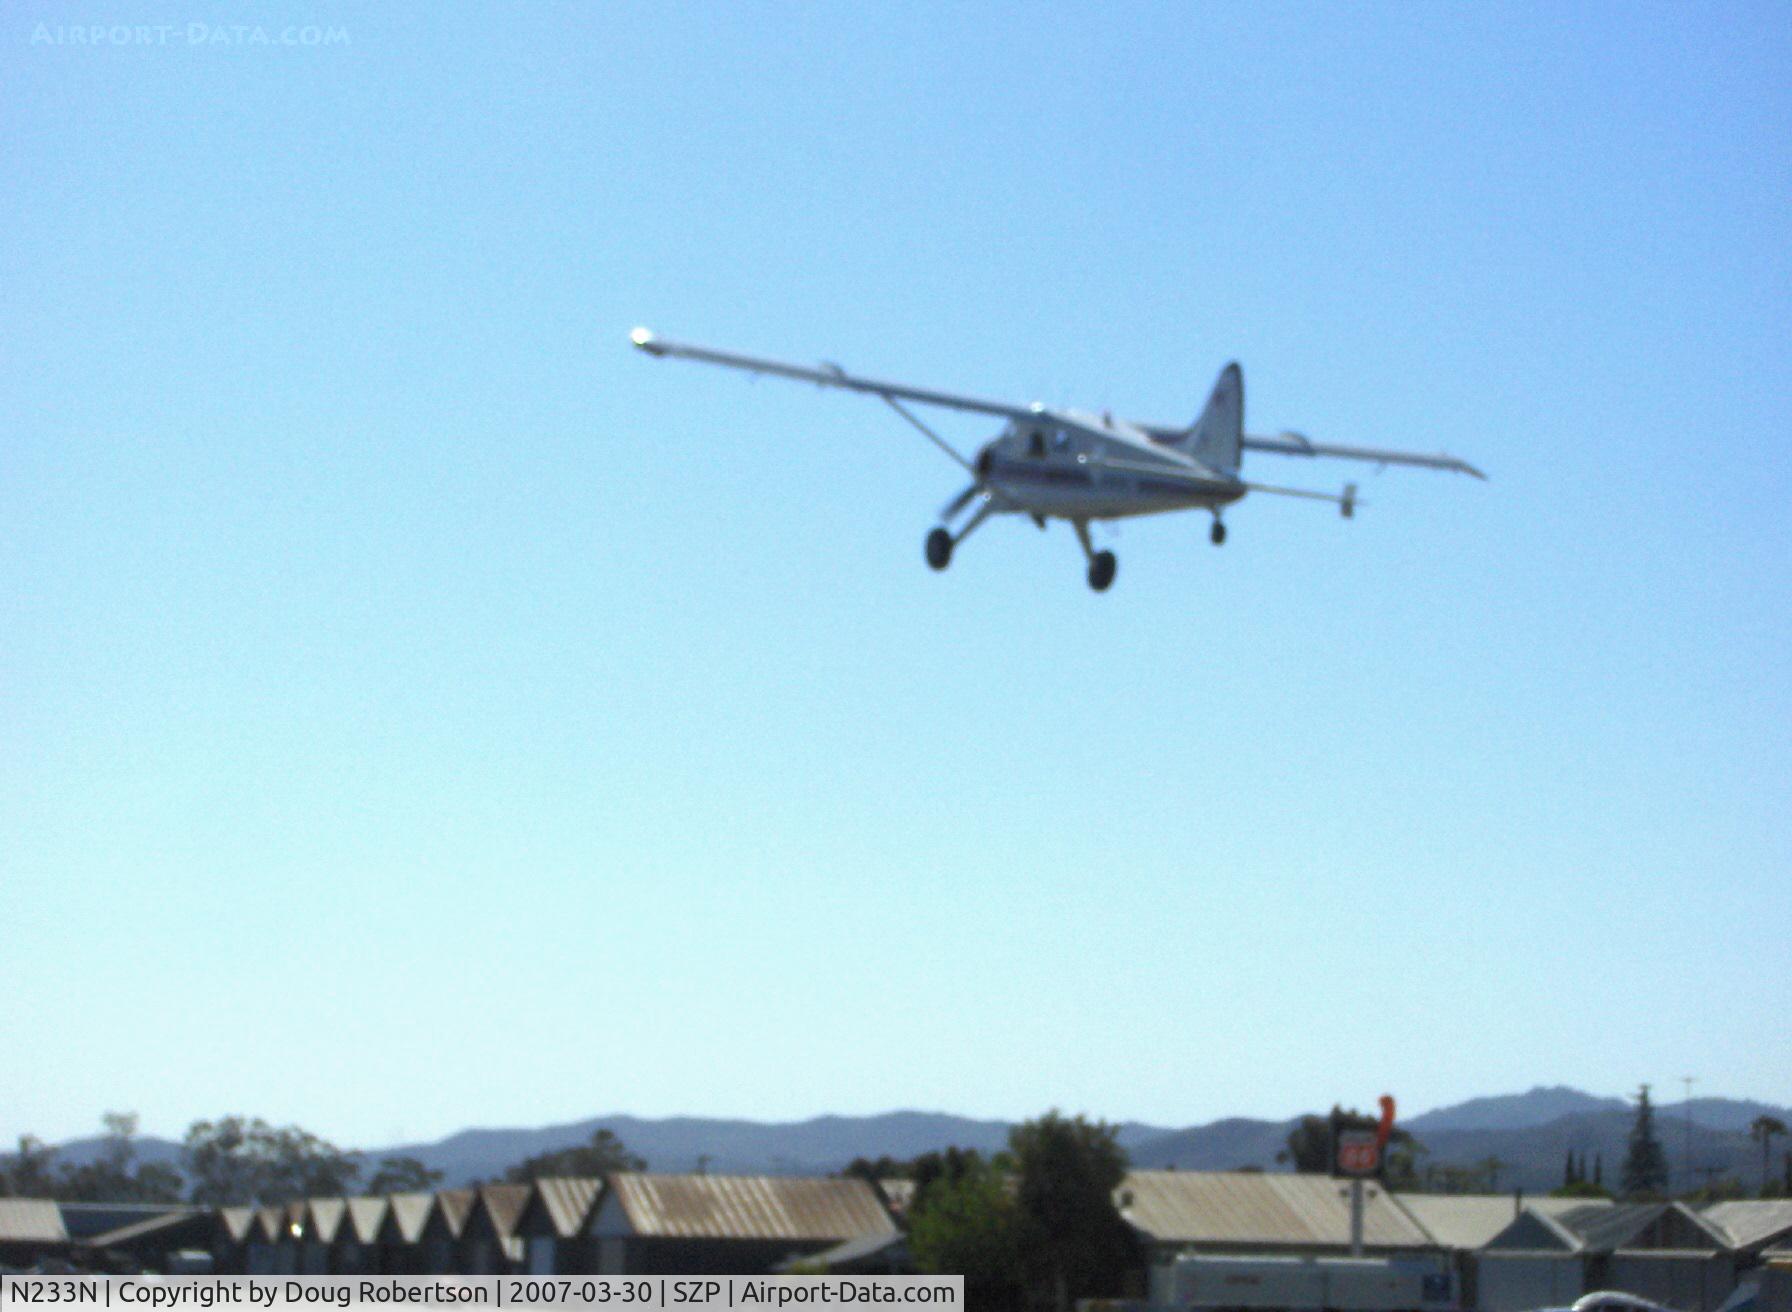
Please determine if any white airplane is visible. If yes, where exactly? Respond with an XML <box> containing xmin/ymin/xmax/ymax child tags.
<box><xmin>630</xmin><ymin>327</ymin><xmax>1484</xmax><ymax>592</ymax></box>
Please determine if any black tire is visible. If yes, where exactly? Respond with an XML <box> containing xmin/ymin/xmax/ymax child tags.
<box><xmin>1211</xmin><ymin>520</ymin><xmax>1227</xmax><ymax>546</ymax></box>
<box><xmin>925</xmin><ymin>527</ymin><xmax>953</xmax><ymax>571</ymax></box>
<box><xmin>1088</xmin><ymin>550</ymin><xmax>1117</xmax><ymax>592</ymax></box>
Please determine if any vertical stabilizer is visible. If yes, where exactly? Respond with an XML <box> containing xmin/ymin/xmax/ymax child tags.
<box><xmin>1183</xmin><ymin>363</ymin><xmax>1243</xmax><ymax>474</ymax></box>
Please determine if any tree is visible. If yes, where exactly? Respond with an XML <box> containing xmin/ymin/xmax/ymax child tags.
<box><xmin>1479</xmin><ymin>1157</ymin><xmax>1508</xmax><ymax>1191</ymax></box>
<box><xmin>907</xmin><ymin>1164</ymin><xmax>1023</xmax><ymax>1312</ymax></box>
<box><xmin>1550</xmin><ymin>1180</ymin><xmax>1613</xmax><ymax>1200</ymax></box>
<box><xmin>502</xmin><ymin>1129</ymin><xmax>644</xmax><ymax>1183</ymax></box>
<box><xmin>366</xmin><ymin>1157</ymin><xmax>444</xmax><ymax>1194</ymax></box>
<box><xmin>3</xmin><ymin>1116</ymin><xmax>181</xmax><ymax>1203</ymax></box>
<box><xmin>1750</xmin><ymin>1117</ymin><xmax>1787</xmax><ymax>1196</ymax></box>
<box><xmin>1276</xmin><ymin>1107</ymin><xmax>1416</xmax><ymax>1176</ymax></box>
<box><xmin>1009</xmin><ymin>1112</ymin><xmax>1137</xmax><ymax>1312</ymax></box>
<box><xmin>184</xmin><ymin>1117</ymin><xmax>360</xmax><ymax>1205</ymax></box>
<box><xmin>2</xmin><ymin>1136</ymin><xmax>58</xmax><ymax>1197</ymax></box>
<box><xmin>1277</xmin><ymin>1117</ymin><xmax>1333</xmax><ymax>1173</ymax></box>
<box><xmin>1621</xmin><ymin>1085</ymin><xmax>1669</xmax><ymax>1199</ymax></box>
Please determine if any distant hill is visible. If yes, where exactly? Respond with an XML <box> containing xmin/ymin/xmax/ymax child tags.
<box><xmin>1125</xmin><ymin>1118</ymin><xmax>1299</xmax><ymax>1172</ymax></box>
<box><xmin>24</xmin><ymin>1089</ymin><xmax>1787</xmax><ymax>1195</ymax></box>
<box><xmin>1405</xmin><ymin>1087</ymin><xmax>1629</xmax><ymax>1134</ymax></box>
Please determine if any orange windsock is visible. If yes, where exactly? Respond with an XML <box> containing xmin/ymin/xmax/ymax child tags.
<box><xmin>1375</xmin><ymin>1095</ymin><xmax>1397</xmax><ymax>1149</ymax></box>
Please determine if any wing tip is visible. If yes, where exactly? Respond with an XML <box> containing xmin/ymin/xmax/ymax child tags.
<box><xmin>629</xmin><ymin>326</ymin><xmax>667</xmax><ymax>356</ymax></box>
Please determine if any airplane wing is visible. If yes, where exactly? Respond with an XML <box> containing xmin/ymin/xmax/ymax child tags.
<box><xmin>1242</xmin><ymin>430</ymin><xmax>1486</xmax><ymax>480</ymax></box>
<box><xmin>629</xmin><ymin>328</ymin><xmax>1037</xmax><ymax>421</ymax></box>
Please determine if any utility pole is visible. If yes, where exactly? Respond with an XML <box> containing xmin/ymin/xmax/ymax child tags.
<box><xmin>1350</xmin><ymin>1179</ymin><xmax>1365</xmax><ymax>1257</ymax></box>
<box><xmin>1682</xmin><ymin>1075</ymin><xmax>1697</xmax><ymax>1193</ymax></box>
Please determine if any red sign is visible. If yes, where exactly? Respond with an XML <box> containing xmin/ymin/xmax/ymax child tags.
<box><xmin>1335</xmin><ymin>1130</ymin><xmax>1381</xmax><ymax>1177</ymax></box>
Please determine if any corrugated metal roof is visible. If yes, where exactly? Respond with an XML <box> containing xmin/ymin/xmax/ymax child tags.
<box><xmin>82</xmin><ymin>1209</ymin><xmax>207</xmax><ymax>1249</ymax></box>
<box><xmin>381</xmin><ymin>1193</ymin><xmax>434</xmax><ymax>1244</ymax></box>
<box><xmin>305</xmin><ymin>1197</ymin><xmax>347</xmax><ymax>1243</ymax></box>
<box><xmin>606</xmin><ymin>1174</ymin><xmax>898</xmax><ymax>1242</ymax></box>
<box><xmin>529</xmin><ymin>1178</ymin><xmax>603</xmax><ymax>1239</ymax></box>
<box><xmin>473</xmin><ymin>1185</ymin><xmax>531</xmax><ymax>1240</ymax></box>
<box><xmin>344</xmin><ymin>1196</ymin><xmax>389</xmax><ymax>1245</ymax></box>
<box><xmin>1704</xmin><ymin>1202</ymin><xmax>1792</xmax><ymax>1251</ymax></box>
<box><xmin>1120</xmin><ymin>1171</ymin><xmax>1434</xmax><ymax>1249</ymax></box>
<box><xmin>428</xmin><ymin>1188</ymin><xmax>476</xmax><ymax>1239</ymax></box>
<box><xmin>1395</xmin><ymin>1194</ymin><xmax>1612</xmax><ymax>1250</ymax></box>
<box><xmin>1551</xmin><ymin>1202</ymin><xmax>1728</xmax><ymax>1253</ymax></box>
<box><xmin>0</xmin><ymin>1199</ymin><xmax>68</xmax><ymax>1244</ymax></box>
<box><xmin>254</xmin><ymin>1206</ymin><xmax>286</xmax><ymax>1243</ymax></box>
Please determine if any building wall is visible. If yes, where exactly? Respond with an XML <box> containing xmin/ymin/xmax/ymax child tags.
<box><xmin>1604</xmin><ymin>1253</ymin><xmax>1735</xmax><ymax>1312</ymax></box>
<box><xmin>1475</xmin><ymin>1254</ymin><xmax>1583</xmax><ymax>1312</ymax></box>
<box><xmin>605</xmin><ymin>1238</ymin><xmax>834</xmax><ymax>1276</ymax></box>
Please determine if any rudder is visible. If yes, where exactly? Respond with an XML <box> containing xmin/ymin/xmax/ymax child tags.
<box><xmin>1184</xmin><ymin>363</ymin><xmax>1243</xmax><ymax>473</ymax></box>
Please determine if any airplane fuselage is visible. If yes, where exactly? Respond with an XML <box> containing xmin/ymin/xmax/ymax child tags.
<box><xmin>975</xmin><ymin>409</ymin><xmax>1246</xmax><ymax>521</ymax></box>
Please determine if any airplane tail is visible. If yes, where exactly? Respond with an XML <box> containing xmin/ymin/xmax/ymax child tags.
<box><xmin>1180</xmin><ymin>363</ymin><xmax>1243</xmax><ymax>474</ymax></box>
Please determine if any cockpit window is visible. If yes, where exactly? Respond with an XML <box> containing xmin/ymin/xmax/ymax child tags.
<box><xmin>1052</xmin><ymin>430</ymin><xmax>1072</xmax><ymax>453</ymax></box>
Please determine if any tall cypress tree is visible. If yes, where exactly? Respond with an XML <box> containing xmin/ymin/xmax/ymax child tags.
<box><xmin>1622</xmin><ymin>1085</ymin><xmax>1670</xmax><ymax>1198</ymax></box>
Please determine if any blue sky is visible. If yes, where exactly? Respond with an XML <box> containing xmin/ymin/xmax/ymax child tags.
<box><xmin>4</xmin><ymin>1</ymin><xmax>1788</xmax><ymax>1152</ymax></box>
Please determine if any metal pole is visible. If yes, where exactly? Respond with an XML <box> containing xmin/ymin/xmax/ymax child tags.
<box><xmin>1683</xmin><ymin>1076</ymin><xmax>1696</xmax><ymax>1193</ymax></box>
<box><xmin>1349</xmin><ymin>1178</ymin><xmax>1364</xmax><ymax>1257</ymax></box>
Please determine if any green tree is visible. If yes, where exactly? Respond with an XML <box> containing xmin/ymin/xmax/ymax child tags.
<box><xmin>1277</xmin><ymin>1116</ymin><xmax>1332</xmax><ymax>1172</ymax></box>
<box><xmin>1550</xmin><ymin>1180</ymin><xmax>1614</xmax><ymax>1200</ymax></box>
<box><xmin>366</xmin><ymin>1156</ymin><xmax>444</xmax><ymax>1194</ymax></box>
<box><xmin>56</xmin><ymin>1114</ymin><xmax>183</xmax><ymax>1202</ymax></box>
<box><xmin>1010</xmin><ymin>1112</ymin><xmax>1136</xmax><ymax>1312</ymax></box>
<box><xmin>907</xmin><ymin>1166</ymin><xmax>1023</xmax><ymax>1312</ymax></box>
<box><xmin>1621</xmin><ymin>1085</ymin><xmax>1669</xmax><ymax>1199</ymax></box>
<box><xmin>502</xmin><ymin>1129</ymin><xmax>644</xmax><ymax>1183</ymax></box>
<box><xmin>1277</xmin><ymin>1107</ymin><xmax>1416</xmax><ymax>1176</ymax></box>
<box><xmin>2</xmin><ymin>1136</ymin><xmax>59</xmax><ymax>1197</ymax></box>
<box><xmin>1479</xmin><ymin>1157</ymin><xmax>1508</xmax><ymax>1191</ymax></box>
<box><xmin>1750</xmin><ymin>1117</ymin><xmax>1787</xmax><ymax>1196</ymax></box>
<box><xmin>184</xmin><ymin>1117</ymin><xmax>360</xmax><ymax>1205</ymax></box>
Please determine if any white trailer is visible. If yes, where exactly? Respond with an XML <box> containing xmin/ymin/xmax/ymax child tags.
<box><xmin>1145</xmin><ymin>1254</ymin><xmax>1457</xmax><ymax>1312</ymax></box>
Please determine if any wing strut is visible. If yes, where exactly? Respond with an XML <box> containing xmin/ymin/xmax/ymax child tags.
<box><xmin>879</xmin><ymin>393</ymin><xmax>975</xmax><ymax>475</ymax></box>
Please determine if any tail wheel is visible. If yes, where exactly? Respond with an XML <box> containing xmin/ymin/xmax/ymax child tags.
<box><xmin>1210</xmin><ymin>520</ymin><xmax>1227</xmax><ymax>546</ymax></box>
<box><xmin>1087</xmin><ymin>550</ymin><xmax>1117</xmax><ymax>592</ymax></box>
<box><xmin>925</xmin><ymin>527</ymin><xmax>953</xmax><ymax>571</ymax></box>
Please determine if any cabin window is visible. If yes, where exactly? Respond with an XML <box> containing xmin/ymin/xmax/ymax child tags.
<box><xmin>1052</xmin><ymin>430</ymin><xmax>1072</xmax><ymax>453</ymax></box>
<box><xmin>1028</xmin><ymin>430</ymin><xmax>1046</xmax><ymax>458</ymax></box>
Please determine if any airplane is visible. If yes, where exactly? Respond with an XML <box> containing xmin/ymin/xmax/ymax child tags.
<box><xmin>630</xmin><ymin>327</ymin><xmax>1484</xmax><ymax>592</ymax></box>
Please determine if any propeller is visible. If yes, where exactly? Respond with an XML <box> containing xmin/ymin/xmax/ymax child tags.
<box><xmin>941</xmin><ymin>483</ymin><xmax>982</xmax><ymax>521</ymax></box>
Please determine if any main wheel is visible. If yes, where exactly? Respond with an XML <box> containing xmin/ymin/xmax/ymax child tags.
<box><xmin>925</xmin><ymin>527</ymin><xmax>953</xmax><ymax>571</ymax></box>
<box><xmin>1210</xmin><ymin>520</ymin><xmax>1227</xmax><ymax>546</ymax></box>
<box><xmin>1087</xmin><ymin>550</ymin><xmax>1117</xmax><ymax>592</ymax></box>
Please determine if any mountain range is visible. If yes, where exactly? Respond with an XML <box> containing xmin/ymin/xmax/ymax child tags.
<box><xmin>32</xmin><ymin>1087</ymin><xmax>1791</xmax><ymax>1196</ymax></box>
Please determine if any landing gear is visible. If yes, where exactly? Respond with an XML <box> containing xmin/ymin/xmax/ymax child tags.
<box><xmin>1210</xmin><ymin>518</ymin><xmax>1227</xmax><ymax>546</ymax></box>
<box><xmin>925</xmin><ymin>498</ymin><xmax>994</xmax><ymax>573</ymax></box>
<box><xmin>925</xmin><ymin>527</ymin><xmax>953</xmax><ymax>571</ymax></box>
<box><xmin>1073</xmin><ymin>520</ymin><xmax>1117</xmax><ymax>593</ymax></box>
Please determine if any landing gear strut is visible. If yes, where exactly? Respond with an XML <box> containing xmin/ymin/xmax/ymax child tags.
<box><xmin>1073</xmin><ymin>520</ymin><xmax>1117</xmax><ymax>593</ymax></box>
<box><xmin>924</xmin><ymin>498</ymin><xmax>994</xmax><ymax>573</ymax></box>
